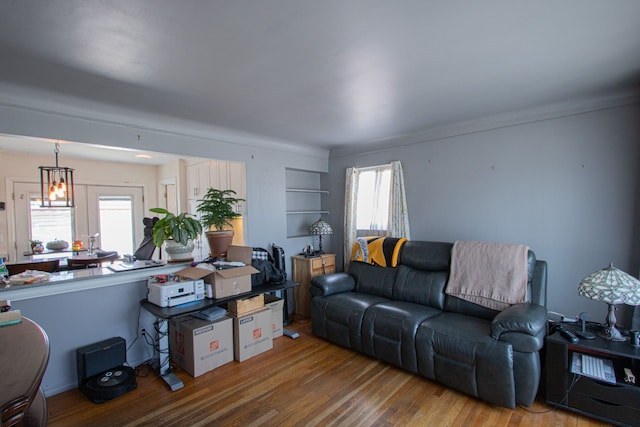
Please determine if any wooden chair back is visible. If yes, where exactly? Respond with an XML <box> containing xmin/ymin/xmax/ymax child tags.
<box><xmin>6</xmin><ymin>260</ymin><xmax>60</xmax><ymax>276</ymax></box>
<box><xmin>0</xmin><ymin>316</ymin><xmax>50</xmax><ymax>427</ymax></box>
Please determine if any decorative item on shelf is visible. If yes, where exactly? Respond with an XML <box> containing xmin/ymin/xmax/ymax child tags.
<box><xmin>578</xmin><ymin>262</ymin><xmax>640</xmax><ymax>341</ymax></box>
<box><xmin>39</xmin><ymin>142</ymin><xmax>75</xmax><ymax>207</ymax></box>
<box><xmin>196</xmin><ymin>188</ymin><xmax>245</xmax><ymax>258</ymax></box>
<box><xmin>72</xmin><ymin>240</ymin><xmax>83</xmax><ymax>252</ymax></box>
<box><xmin>87</xmin><ymin>233</ymin><xmax>99</xmax><ymax>255</ymax></box>
<box><xmin>308</xmin><ymin>218</ymin><xmax>332</xmax><ymax>254</ymax></box>
<box><xmin>46</xmin><ymin>239</ymin><xmax>69</xmax><ymax>251</ymax></box>
<box><xmin>29</xmin><ymin>239</ymin><xmax>44</xmax><ymax>254</ymax></box>
<box><xmin>149</xmin><ymin>208</ymin><xmax>202</xmax><ymax>261</ymax></box>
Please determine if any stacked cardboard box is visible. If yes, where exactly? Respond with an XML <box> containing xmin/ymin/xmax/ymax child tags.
<box><xmin>171</xmin><ymin>245</ymin><xmax>259</xmax><ymax>299</ymax></box>
<box><xmin>232</xmin><ymin>308</ymin><xmax>273</xmax><ymax>362</ymax></box>
<box><xmin>264</xmin><ymin>294</ymin><xmax>285</xmax><ymax>338</ymax></box>
<box><xmin>169</xmin><ymin>316</ymin><xmax>233</xmax><ymax>377</ymax></box>
<box><xmin>227</xmin><ymin>294</ymin><xmax>265</xmax><ymax>316</ymax></box>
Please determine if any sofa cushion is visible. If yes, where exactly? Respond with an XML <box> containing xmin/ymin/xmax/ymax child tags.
<box><xmin>393</xmin><ymin>265</ymin><xmax>447</xmax><ymax>310</ymax></box>
<box><xmin>361</xmin><ymin>301</ymin><xmax>441</xmax><ymax>373</ymax></box>
<box><xmin>416</xmin><ymin>312</ymin><xmax>516</xmax><ymax>408</ymax></box>
<box><xmin>349</xmin><ymin>261</ymin><xmax>396</xmax><ymax>298</ymax></box>
<box><xmin>311</xmin><ymin>292</ymin><xmax>388</xmax><ymax>353</ymax></box>
<box><xmin>398</xmin><ymin>241</ymin><xmax>453</xmax><ymax>271</ymax></box>
<box><xmin>443</xmin><ymin>295</ymin><xmax>500</xmax><ymax>321</ymax></box>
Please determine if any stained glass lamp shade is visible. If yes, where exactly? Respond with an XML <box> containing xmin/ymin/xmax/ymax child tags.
<box><xmin>308</xmin><ymin>218</ymin><xmax>332</xmax><ymax>254</ymax></box>
<box><xmin>578</xmin><ymin>263</ymin><xmax>640</xmax><ymax>341</ymax></box>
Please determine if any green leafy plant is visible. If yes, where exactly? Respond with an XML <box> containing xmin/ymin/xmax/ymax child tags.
<box><xmin>196</xmin><ymin>188</ymin><xmax>245</xmax><ymax>231</ymax></box>
<box><xmin>149</xmin><ymin>208</ymin><xmax>202</xmax><ymax>247</ymax></box>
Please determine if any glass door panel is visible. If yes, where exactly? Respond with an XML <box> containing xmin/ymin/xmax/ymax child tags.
<box><xmin>86</xmin><ymin>185</ymin><xmax>144</xmax><ymax>256</ymax></box>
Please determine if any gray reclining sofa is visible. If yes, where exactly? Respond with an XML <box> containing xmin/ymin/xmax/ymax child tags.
<box><xmin>310</xmin><ymin>240</ymin><xmax>547</xmax><ymax>408</ymax></box>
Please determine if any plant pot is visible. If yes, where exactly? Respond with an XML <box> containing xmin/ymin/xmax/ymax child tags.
<box><xmin>205</xmin><ymin>230</ymin><xmax>234</xmax><ymax>258</ymax></box>
<box><xmin>164</xmin><ymin>239</ymin><xmax>195</xmax><ymax>261</ymax></box>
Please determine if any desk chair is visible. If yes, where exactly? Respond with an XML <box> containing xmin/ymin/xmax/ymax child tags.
<box><xmin>6</xmin><ymin>260</ymin><xmax>59</xmax><ymax>276</ymax></box>
<box><xmin>133</xmin><ymin>217</ymin><xmax>159</xmax><ymax>261</ymax></box>
<box><xmin>0</xmin><ymin>316</ymin><xmax>50</xmax><ymax>427</ymax></box>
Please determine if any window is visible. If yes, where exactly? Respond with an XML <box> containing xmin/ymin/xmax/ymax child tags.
<box><xmin>29</xmin><ymin>199</ymin><xmax>74</xmax><ymax>245</ymax></box>
<box><xmin>344</xmin><ymin>161</ymin><xmax>410</xmax><ymax>267</ymax></box>
<box><xmin>13</xmin><ymin>182</ymin><xmax>143</xmax><ymax>262</ymax></box>
<box><xmin>355</xmin><ymin>166</ymin><xmax>391</xmax><ymax>235</ymax></box>
<box><xmin>97</xmin><ymin>196</ymin><xmax>135</xmax><ymax>256</ymax></box>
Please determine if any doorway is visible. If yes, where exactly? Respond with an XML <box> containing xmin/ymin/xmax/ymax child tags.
<box><xmin>12</xmin><ymin>182</ymin><xmax>144</xmax><ymax>261</ymax></box>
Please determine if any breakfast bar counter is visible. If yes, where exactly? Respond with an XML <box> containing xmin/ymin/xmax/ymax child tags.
<box><xmin>2</xmin><ymin>262</ymin><xmax>190</xmax><ymax>397</ymax></box>
<box><xmin>1</xmin><ymin>262</ymin><xmax>186</xmax><ymax>301</ymax></box>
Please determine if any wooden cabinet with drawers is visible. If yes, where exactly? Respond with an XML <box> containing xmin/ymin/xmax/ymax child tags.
<box><xmin>291</xmin><ymin>254</ymin><xmax>336</xmax><ymax>317</ymax></box>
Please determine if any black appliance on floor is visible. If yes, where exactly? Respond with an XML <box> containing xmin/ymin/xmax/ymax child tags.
<box><xmin>76</xmin><ymin>337</ymin><xmax>137</xmax><ymax>403</ymax></box>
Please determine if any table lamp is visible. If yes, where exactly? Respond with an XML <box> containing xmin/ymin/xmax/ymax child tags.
<box><xmin>308</xmin><ymin>218</ymin><xmax>332</xmax><ymax>254</ymax></box>
<box><xmin>578</xmin><ymin>262</ymin><xmax>640</xmax><ymax>341</ymax></box>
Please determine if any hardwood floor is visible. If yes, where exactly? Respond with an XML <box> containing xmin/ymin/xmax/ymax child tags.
<box><xmin>47</xmin><ymin>317</ymin><xmax>610</xmax><ymax>427</ymax></box>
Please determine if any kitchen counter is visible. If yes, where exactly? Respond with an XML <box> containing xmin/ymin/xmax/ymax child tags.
<box><xmin>0</xmin><ymin>262</ymin><xmax>187</xmax><ymax>301</ymax></box>
<box><xmin>6</xmin><ymin>261</ymin><xmax>193</xmax><ymax>396</ymax></box>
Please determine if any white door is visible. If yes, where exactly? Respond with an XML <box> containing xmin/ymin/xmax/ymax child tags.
<box><xmin>86</xmin><ymin>185</ymin><xmax>144</xmax><ymax>256</ymax></box>
<box><xmin>13</xmin><ymin>182</ymin><xmax>75</xmax><ymax>261</ymax></box>
<box><xmin>12</xmin><ymin>182</ymin><xmax>144</xmax><ymax>261</ymax></box>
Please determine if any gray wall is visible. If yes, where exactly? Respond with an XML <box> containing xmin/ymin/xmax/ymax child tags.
<box><xmin>328</xmin><ymin>101</ymin><xmax>640</xmax><ymax>325</ymax></box>
<box><xmin>0</xmin><ymin>100</ymin><xmax>329</xmax><ymax>273</ymax></box>
<box><xmin>0</xmin><ymin>96</ymin><xmax>329</xmax><ymax>395</ymax></box>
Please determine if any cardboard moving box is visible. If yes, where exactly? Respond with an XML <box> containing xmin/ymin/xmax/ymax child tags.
<box><xmin>227</xmin><ymin>294</ymin><xmax>265</xmax><ymax>316</ymax></box>
<box><xmin>226</xmin><ymin>245</ymin><xmax>253</xmax><ymax>265</ymax></box>
<box><xmin>233</xmin><ymin>308</ymin><xmax>273</xmax><ymax>362</ymax></box>
<box><xmin>175</xmin><ymin>265</ymin><xmax>258</xmax><ymax>299</ymax></box>
<box><xmin>264</xmin><ymin>294</ymin><xmax>285</xmax><ymax>338</ymax></box>
<box><xmin>169</xmin><ymin>316</ymin><xmax>233</xmax><ymax>377</ymax></box>
<box><xmin>176</xmin><ymin>245</ymin><xmax>258</xmax><ymax>299</ymax></box>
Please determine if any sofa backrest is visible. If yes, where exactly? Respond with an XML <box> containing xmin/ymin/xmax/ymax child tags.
<box><xmin>396</xmin><ymin>240</ymin><xmax>547</xmax><ymax>320</ymax></box>
<box><xmin>391</xmin><ymin>241</ymin><xmax>452</xmax><ymax>310</ymax></box>
<box><xmin>349</xmin><ymin>261</ymin><xmax>396</xmax><ymax>299</ymax></box>
<box><xmin>347</xmin><ymin>240</ymin><xmax>547</xmax><ymax>319</ymax></box>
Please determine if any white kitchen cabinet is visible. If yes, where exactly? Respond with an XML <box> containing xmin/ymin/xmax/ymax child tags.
<box><xmin>185</xmin><ymin>160</ymin><xmax>247</xmax><ymax>260</ymax></box>
<box><xmin>186</xmin><ymin>161</ymin><xmax>211</xmax><ymax>200</ymax></box>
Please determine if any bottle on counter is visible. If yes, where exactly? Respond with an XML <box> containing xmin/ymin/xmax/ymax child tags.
<box><xmin>0</xmin><ymin>257</ymin><xmax>8</xmax><ymax>281</ymax></box>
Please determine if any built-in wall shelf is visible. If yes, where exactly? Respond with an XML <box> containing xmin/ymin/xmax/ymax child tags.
<box><xmin>285</xmin><ymin>168</ymin><xmax>329</xmax><ymax>239</ymax></box>
<box><xmin>286</xmin><ymin>188</ymin><xmax>330</xmax><ymax>194</ymax></box>
<box><xmin>286</xmin><ymin>210</ymin><xmax>329</xmax><ymax>215</ymax></box>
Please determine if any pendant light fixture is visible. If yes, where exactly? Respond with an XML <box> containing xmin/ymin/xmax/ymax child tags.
<box><xmin>39</xmin><ymin>142</ymin><xmax>75</xmax><ymax>207</ymax></box>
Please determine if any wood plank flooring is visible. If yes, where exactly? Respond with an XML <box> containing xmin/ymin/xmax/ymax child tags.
<box><xmin>46</xmin><ymin>317</ymin><xmax>610</xmax><ymax>427</ymax></box>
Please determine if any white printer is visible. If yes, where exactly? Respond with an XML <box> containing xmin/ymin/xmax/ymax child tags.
<box><xmin>147</xmin><ymin>276</ymin><xmax>205</xmax><ymax>308</ymax></box>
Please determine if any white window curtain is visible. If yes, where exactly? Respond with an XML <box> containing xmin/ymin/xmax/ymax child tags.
<box><xmin>389</xmin><ymin>161</ymin><xmax>411</xmax><ymax>239</ymax></box>
<box><xmin>344</xmin><ymin>167</ymin><xmax>358</xmax><ymax>268</ymax></box>
<box><xmin>344</xmin><ymin>161</ymin><xmax>411</xmax><ymax>268</ymax></box>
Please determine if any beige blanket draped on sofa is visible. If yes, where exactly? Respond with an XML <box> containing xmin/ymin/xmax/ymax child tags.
<box><xmin>446</xmin><ymin>241</ymin><xmax>529</xmax><ymax>310</ymax></box>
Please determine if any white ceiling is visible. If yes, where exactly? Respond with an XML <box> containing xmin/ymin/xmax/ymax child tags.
<box><xmin>0</xmin><ymin>1</ymin><xmax>639</xmax><ymax>158</ymax></box>
<box><xmin>0</xmin><ymin>133</ymin><xmax>188</xmax><ymax>165</ymax></box>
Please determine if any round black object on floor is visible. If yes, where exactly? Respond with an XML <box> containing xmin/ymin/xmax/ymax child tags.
<box><xmin>83</xmin><ymin>365</ymin><xmax>137</xmax><ymax>403</ymax></box>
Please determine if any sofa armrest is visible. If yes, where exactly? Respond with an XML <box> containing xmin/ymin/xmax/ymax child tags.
<box><xmin>310</xmin><ymin>273</ymin><xmax>355</xmax><ymax>297</ymax></box>
<box><xmin>490</xmin><ymin>304</ymin><xmax>547</xmax><ymax>352</ymax></box>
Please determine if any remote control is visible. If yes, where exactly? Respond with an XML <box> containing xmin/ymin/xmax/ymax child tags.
<box><xmin>559</xmin><ymin>328</ymin><xmax>579</xmax><ymax>343</ymax></box>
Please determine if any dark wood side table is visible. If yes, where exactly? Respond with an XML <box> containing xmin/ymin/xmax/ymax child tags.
<box><xmin>546</xmin><ymin>323</ymin><xmax>640</xmax><ymax>426</ymax></box>
<box><xmin>291</xmin><ymin>254</ymin><xmax>335</xmax><ymax>317</ymax></box>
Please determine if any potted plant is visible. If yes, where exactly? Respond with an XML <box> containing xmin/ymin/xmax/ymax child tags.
<box><xmin>196</xmin><ymin>188</ymin><xmax>245</xmax><ymax>258</ymax></box>
<box><xmin>149</xmin><ymin>208</ymin><xmax>202</xmax><ymax>261</ymax></box>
